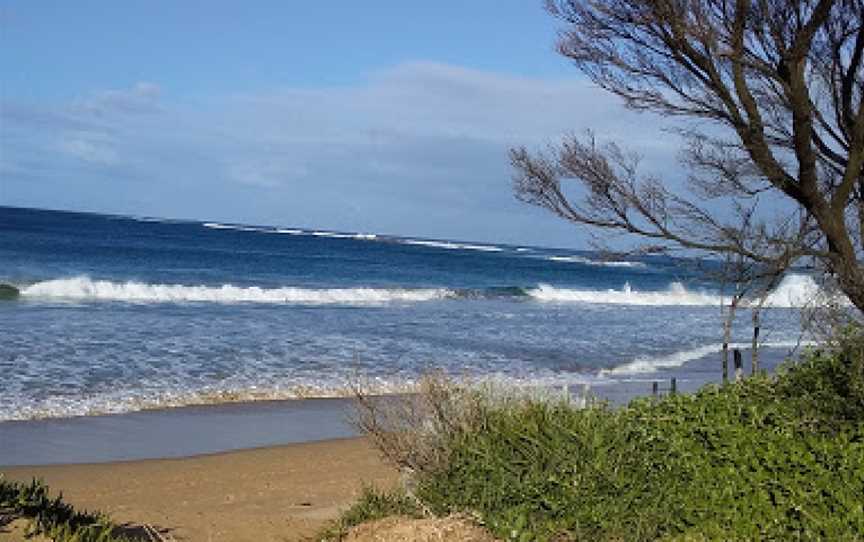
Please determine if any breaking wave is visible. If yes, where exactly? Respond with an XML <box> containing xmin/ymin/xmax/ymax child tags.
<box><xmin>15</xmin><ymin>274</ymin><xmax>830</xmax><ymax>308</ymax></box>
<box><xmin>21</xmin><ymin>277</ymin><xmax>450</xmax><ymax>305</ymax></box>
<box><xmin>527</xmin><ymin>282</ymin><xmax>720</xmax><ymax>306</ymax></box>
<box><xmin>527</xmin><ymin>274</ymin><xmax>831</xmax><ymax>308</ymax></box>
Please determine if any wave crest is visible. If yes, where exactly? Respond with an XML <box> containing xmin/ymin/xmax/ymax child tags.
<box><xmin>528</xmin><ymin>282</ymin><xmax>721</xmax><ymax>306</ymax></box>
<box><xmin>22</xmin><ymin>277</ymin><xmax>450</xmax><ymax>305</ymax></box>
<box><xmin>528</xmin><ymin>274</ymin><xmax>831</xmax><ymax>308</ymax></box>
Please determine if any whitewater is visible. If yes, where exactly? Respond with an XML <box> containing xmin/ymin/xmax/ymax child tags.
<box><xmin>18</xmin><ymin>273</ymin><xmax>828</xmax><ymax>309</ymax></box>
<box><xmin>0</xmin><ymin>206</ymin><xmax>817</xmax><ymax>421</ymax></box>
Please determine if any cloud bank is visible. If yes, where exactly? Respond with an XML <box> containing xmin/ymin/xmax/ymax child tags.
<box><xmin>1</xmin><ymin>62</ymin><xmax>678</xmax><ymax>247</ymax></box>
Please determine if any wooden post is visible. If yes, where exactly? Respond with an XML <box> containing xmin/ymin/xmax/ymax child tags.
<box><xmin>721</xmin><ymin>342</ymin><xmax>729</xmax><ymax>384</ymax></box>
<box><xmin>670</xmin><ymin>378</ymin><xmax>677</xmax><ymax>395</ymax></box>
<box><xmin>733</xmin><ymin>348</ymin><xmax>743</xmax><ymax>382</ymax></box>
<box><xmin>652</xmin><ymin>381</ymin><xmax>659</xmax><ymax>397</ymax></box>
<box><xmin>751</xmin><ymin>310</ymin><xmax>760</xmax><ymax>375</ymax></box>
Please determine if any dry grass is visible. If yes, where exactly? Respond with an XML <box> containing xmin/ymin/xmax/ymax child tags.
<box><xmin>350</xmin><ymin>373</ymin><xmax>586</xmax><ymax>479</ymax></box>
<box><xmin>349</xmin><ymin>372</ymin><xmax>488</xmax><ymax>478</ymax></box>
<box><xmin>340</xmin><ymin>515</ymin><xmax>498</xmax><ymax>542</ymax></box>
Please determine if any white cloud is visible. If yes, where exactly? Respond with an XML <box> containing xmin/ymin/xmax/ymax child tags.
<box><xmin>57</xmin><ymin>133</ymin><xmax>118</xmax><ymax>165</ymax></box>
<box><xmin>75</xmin><ymin>82</ymin><xmax>163</xmax><ymax>117</ymax></box>
<box><xmin>1</xmin><ymin>65</ymin><xmax>680</xmax><ymax>246</ymax></box>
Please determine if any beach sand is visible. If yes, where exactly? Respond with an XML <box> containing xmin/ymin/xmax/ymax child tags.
<box><xmin>0</xmin><ymin>437</ymin><xmax>398</xmax><ymax>542</ymax></box>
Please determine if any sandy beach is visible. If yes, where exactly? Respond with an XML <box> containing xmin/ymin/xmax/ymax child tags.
<box><xmin>1</xmin><ymin>436</ymin><xmax>398</xmax><ymax>541</ymax></box>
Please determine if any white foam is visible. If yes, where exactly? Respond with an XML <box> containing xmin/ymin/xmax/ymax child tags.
<box><xmin>527</xmin><ymin>274</ymin><xmax>834</xmax><ymax>308</ymax></box>
<box><xmin>762</xmin><ymin>273</ymin><xmax>845</xmax><ymax>307</ymax></box>
<box><xmin>275</xmin><ymin>228</ymin><xmax>304</xmax><ymax>235</ymax></box>
<box><xmin>528</xmin><ymin>282</ymin><xmax>721</xmax><ymax>306</ymax></box>
<box><xmin>21</xmin><ymin>277</ymin><xmax>450</xmax><ymax>305</ymax></box>
<box><xmin>603</xmin><ymin>340</ymin><xmax>812</xmax><ymax>375</ymax></box>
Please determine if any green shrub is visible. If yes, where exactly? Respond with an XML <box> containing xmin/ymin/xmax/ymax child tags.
<box><xmin>0</xmin><ymin>477</ymin><xmax>136</xmax><ymax>542</ymax></box>
<box><xmin>358</xmin><ymin>342</ymin><xmax>864</xmax><ymax>541</ymax></box>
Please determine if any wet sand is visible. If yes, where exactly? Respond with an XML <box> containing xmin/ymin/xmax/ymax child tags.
<box><xmin>0</xmin><ymin>437</ymin><xmax>398</xmax><ymax>542</ymax></box>
<box><xmin>0</xmin><ymin>397</ymin><xmax>357</xmax><ymax>466</ymax></box>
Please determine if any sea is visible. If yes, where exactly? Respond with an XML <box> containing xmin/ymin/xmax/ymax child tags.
<box><xmin>0</xmin><ymin>206</ymin><xmax>818</xmax><ymax>422</ymax></box>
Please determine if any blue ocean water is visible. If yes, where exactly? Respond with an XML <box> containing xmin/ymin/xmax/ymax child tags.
<box><xmin>0</xmin><ymin>206</ymin><xmax>812</xmax><ymax>420</ymax></box>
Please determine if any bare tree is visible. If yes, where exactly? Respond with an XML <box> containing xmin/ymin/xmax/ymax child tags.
<box><xmin>512</xmin><ymin>1</ymin><xmax>864</xmax><ymax>311</ymax></box>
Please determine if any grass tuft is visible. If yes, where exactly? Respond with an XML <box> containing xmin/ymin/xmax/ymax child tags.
<box><xmin>316</xmin><ymin>485</ymin><xmax>423</xmax><ymax>541</ymax></box>
<box><xmin>0</xmin><ymin>477</ymin><xmax>166</xmax><ymax>541</ymax></box>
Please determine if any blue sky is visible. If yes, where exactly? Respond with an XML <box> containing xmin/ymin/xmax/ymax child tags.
<box><xmin>0</xmin><ymin>1</ymin><xmax>677</xmax><ymax>247</ymax></box>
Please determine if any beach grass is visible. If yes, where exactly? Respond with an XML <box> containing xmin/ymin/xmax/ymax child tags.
<box><xmin>0</xmin><ymin>477</ymin><xmax>133</xmax><ymax>541</ymax></box>
<box><xmin>317</xmin><ymin>485</ymin><xmax>423</xmax><ymax>541</ymax></box>
<box><xmin>339</xmin><ymin>336</ymin><xmax>864</xmax><ymax>541</ymax></box>
<box><xmin>0</xmin><ymin>477</ymin><xmax>176</xmax><ymax>542</ymax></box>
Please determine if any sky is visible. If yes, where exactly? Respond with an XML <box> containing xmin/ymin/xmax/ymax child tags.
<box><xmin>0</xmin><ymin>1</ymin><xmax>680</xmax><ymax>248</ymax></box>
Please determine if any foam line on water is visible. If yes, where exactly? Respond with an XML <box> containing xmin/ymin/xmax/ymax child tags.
<box><xmin>202</xmin><ymin>222</ymin><xmax>263</xmax><ymax>232</ymax></box>
<box><xmin>603</xmin><ymin>340</ymin><xmax>813</xmax><ymax>375</ymax></box>
<box><xmin>401</xmin><ymin>239</ymin><xmax>503</xmax><ymax>252</ymax></box>
<box><xmin>1</xmin><ymin>372</ymin><xmax>612</xmax><ymax>421</ymax></box>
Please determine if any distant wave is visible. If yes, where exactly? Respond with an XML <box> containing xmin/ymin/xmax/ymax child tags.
<box><xmin>401</xmin><ymin>239</ymin><xmax>503</xmax><ymax>252</ymax></box>
<box><xmin>202</xmin><ymin>222</ymin><xmax>262</xmax><ymax>232</ymax></box>
<box><xmin>546</xmin><ymin>255</ymin><xmax>646</xmax><ymax>268</ymax></box>
<box><xmin>21</xmin><ymin>277</ymin><xmax>450</xmax><ymax>305</ymax></box>
<box><xmin>201</xmin><ymin>221</ymin><xmax>382</xmax><ymax>241</ymax></box>
<box><xmin>401</xmin><ymin>239</ymin><xmax>462</xmax><ymax>250</ymax></box>
<box><xmin>603</xmin><ymin>340</ymin><xmax>813</xmax><ymax>376</ymax></box>
<box><xmin>203</xmin><ymin>222</ymin><xmax>234</xmax><ymax>230</ymax></box>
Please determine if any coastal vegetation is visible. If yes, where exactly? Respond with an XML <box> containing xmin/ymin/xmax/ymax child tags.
<box><xmin>330</xmin><ymin>332</ymin><xmax>864</xmax><ymax>541</ymax></box>
<box><xmin>0</xmin><ymin>477</ymin><xmax>137</xmax><ymax>541</ymax></box>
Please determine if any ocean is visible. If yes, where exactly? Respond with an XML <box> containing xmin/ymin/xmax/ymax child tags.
<box><xmin>0</xmin><ymin>206</ymin><xmax>815</xmax><ymax>422</ymax></box>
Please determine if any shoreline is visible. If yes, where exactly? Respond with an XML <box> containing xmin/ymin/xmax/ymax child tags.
<box><xmin>0</xmin><ymin>436</ymin><xmax>398</xmax><ymax>542</ymax></box>
<box><xmin>0</xmin><ymin>346</ymin><xmax>798</xmax><ymax>467</ymax></box>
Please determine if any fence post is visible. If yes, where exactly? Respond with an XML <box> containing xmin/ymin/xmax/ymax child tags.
<box><xmin>733</xmin><ymin>348</ymin><xmax>743</xmax><ymax>382</ymax></box>
<box><xmin>670</xmin><ymin>378</ymin><xmax>677</xmax><ymax>395</ymax></box>
<box><xmin>652</xmin><ymin>381</ymin><xmax>659</xmax><ymax>397</ymax></box>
